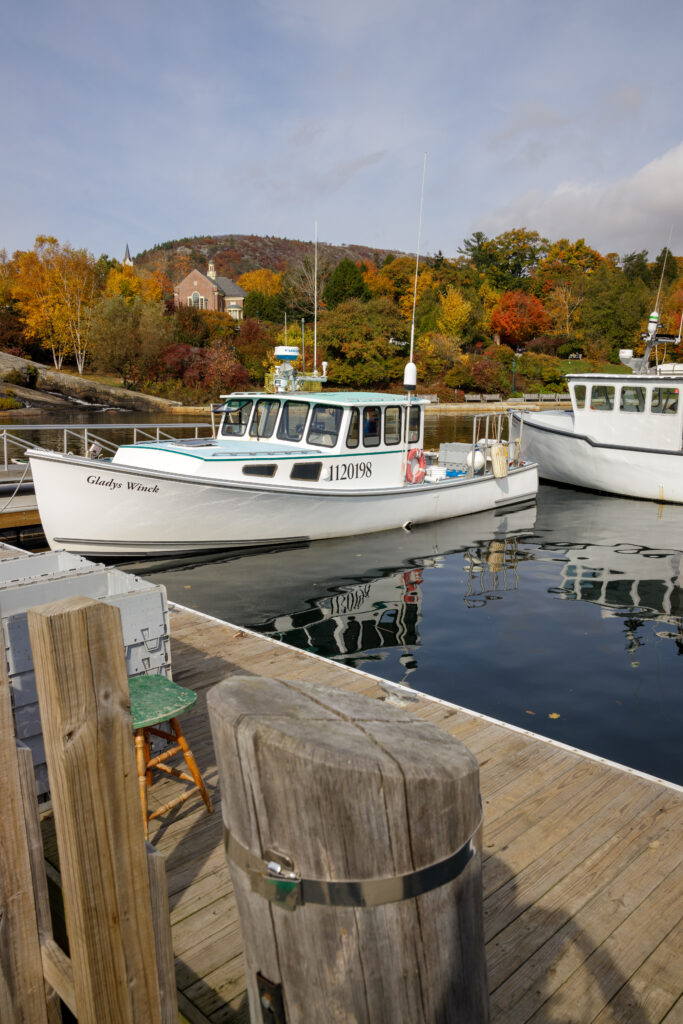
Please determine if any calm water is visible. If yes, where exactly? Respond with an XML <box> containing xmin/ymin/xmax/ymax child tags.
<box><xmin>134</xmin><ymin>486</ymin><xmax>683</xmax><ymax>786</ymax></box>
<box><xmin>21</xmin><ymin>406</ymin><xmax>681</xmax><ymax>784</ymax></box>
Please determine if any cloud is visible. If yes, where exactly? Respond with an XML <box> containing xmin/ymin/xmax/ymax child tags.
<box><xmin>478</xmin><ymin>141</ymin><xmax>683</xmax><ymax>256</ymax></box>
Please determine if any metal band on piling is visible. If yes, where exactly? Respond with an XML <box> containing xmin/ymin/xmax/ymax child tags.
<box><xmin>223</xmin><ymin>810</ymin><xmax>483</xmax><ymax>912</ymax></box>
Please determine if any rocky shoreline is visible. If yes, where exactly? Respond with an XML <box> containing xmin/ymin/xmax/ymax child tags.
<box><xmin>0</xmin><ymin>352</ymin><xmax>181</xmax><ymax>412</ymax></box>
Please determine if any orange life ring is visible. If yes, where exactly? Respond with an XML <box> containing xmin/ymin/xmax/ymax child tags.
<box><xmin>406</xmin><ymin>448</ymin><xmax>426</xmax><ymax>484</ymax></box>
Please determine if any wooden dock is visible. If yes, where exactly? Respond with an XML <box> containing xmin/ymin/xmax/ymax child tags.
<box><xmin>40</xmin><ymin>603</ymin><xmax>681</xmax><ymax>1023</ymax></box>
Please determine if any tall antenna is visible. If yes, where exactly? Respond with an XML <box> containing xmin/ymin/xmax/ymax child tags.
<box><xmin>409</xmin><ymin>153</ymin><xmax>427</xmax><ymax>365</ymax></box>
<box><xmin>301</xmin><ymin>317</ymin><xmax>306</xmax><ymax>371</ymax></box>
<box><xmin>653</xmin><ymin>226</ymin><xmax>673</xmax><ymax>316</ymax></box>
<box><xmin>314</xmin><ymin>221</ymin><xmax>318</xmax><ymax>374</ymax></box>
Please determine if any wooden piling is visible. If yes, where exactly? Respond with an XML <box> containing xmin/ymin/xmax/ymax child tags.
<box><xmin>208</xmin><ymin>674</ymin><xmax>489</xmax><ymax>1024</ymax></box>
<box><xmin>27</xmin><ymin>595</ymin><xmax>173</xmax><ymax>1024</ymax></box>
<box><xmin>0</xmin><ymin>657</ymin><xmax>51</xmax><ymax>1024</ymax></box>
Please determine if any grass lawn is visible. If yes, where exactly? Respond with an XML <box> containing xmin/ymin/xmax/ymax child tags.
<box><xmin>57</xmin><ymin>368</ymin><xmax>126</xmax><ymax>388</ymax></box>
<box><xmin>558</xmin><ymin>359</ymin><xmax>631</xmax><ymax>375</ymax></box>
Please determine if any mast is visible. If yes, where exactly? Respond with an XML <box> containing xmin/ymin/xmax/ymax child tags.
<box><xmin>301</xmin><ymin>318</ymin><xmax>306</xmax><ymax>373</ymax></box>
<box><xmin>314</xmin><ymin>221</ymin><xmax>318</xmax><ymax>375</ymax></box>
<box><xmin>403</xmin><ymin>153</ymin><xmax>427</xmax><ymax>395</ymax></box>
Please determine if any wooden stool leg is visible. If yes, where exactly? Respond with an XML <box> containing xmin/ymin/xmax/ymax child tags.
<box><xmin>143</xmin><ymin>730</ymin><xmax>152</xmax><ymax>787</ymax></box>
<box><xmin>134</xmin><ymin>729</ymin><xmax>150</xmax><ymax>840</ymax></box>
<box><xmin>169</xmin><ymin>717</ymin><xmax>213</xmax><ymax>814</ymax></box>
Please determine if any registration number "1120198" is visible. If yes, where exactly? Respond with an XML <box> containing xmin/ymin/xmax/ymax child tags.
<box><xmin>328</xmin><ymin>460</ymin><xmax>373</xmax><ymax>481</ymax></box>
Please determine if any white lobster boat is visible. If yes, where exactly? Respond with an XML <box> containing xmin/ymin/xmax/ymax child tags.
<box><xmin>511</xmin><ymin>312</ymin><xmax>683</xmax><ymax>504</ymax></box>
<box><xmin>28</xmin><ymin>353</ymin><xmax>538</xmax><ymax>557</ymax></box>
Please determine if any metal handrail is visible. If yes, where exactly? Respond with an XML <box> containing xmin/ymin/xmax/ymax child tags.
<box><xmin>0</xmin><ymin>421</ymin><xmax>212</xmax><ymax>472</ymax></box>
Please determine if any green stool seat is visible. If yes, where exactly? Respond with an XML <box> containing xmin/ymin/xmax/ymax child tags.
<box><xmin>129</xmin><ymin>672</ymin><xmax>197</xmax><ymax>729</ymax></box>
<box><xmin>128</xmin><ymin>673</ymin><xmax>212</xmax><ymax>838</ymax></box>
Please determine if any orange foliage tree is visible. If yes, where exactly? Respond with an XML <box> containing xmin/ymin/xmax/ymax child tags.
<box><xmin>236</xmin><ymin>268</ymin><xmax>283</xmax><ymax>296</ymax></box>
<box><xmin>489</xmin><ymin>290</ymin><xmax>551</xmax><ymax>347</ymax></box>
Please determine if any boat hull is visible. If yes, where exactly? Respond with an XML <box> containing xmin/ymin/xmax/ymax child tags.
<box><xmin>28</xmin><ymin>450</ymin><xmax>538</xmax><ymax>556</ymax></box>
<box><xmin>513</xmin><ymin>412</ymin><xmax>683</xmax><ymax>503</ymax></box>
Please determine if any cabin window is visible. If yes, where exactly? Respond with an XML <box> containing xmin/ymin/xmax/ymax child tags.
<box><xmin>651</xmin><ymin>387</ymin><xmax>679</xmax><ymax>414</ymax></box>
<box><xmin>590</xmin><ymin>385</ymin><xmax>614</xmax><ymax>411</ymax></box>
<box><xmin>573</xmin><ymin>385</ymin><xmax>586</xmax><ymax>409</ymax></box>
<box><xmin>220</xmin><ymin>399</ymin><xmax>253</xmax><ymax>437</ymax></box>
<box><xmin>290</xmin><ymin>462</ymin><xmax>322</xmax><ymax>481</ymax></box>
<box><xmin>620</xmin><ymin>386</ymin><xmax>646</xmax><ymax>412</ymax></box>
<box><xmin>249</xmin><ymin>399</ymin><xmax>280</xmax><ymax>438</ymax></box>
<box><xmin>307</xmin><ymin>404</ymin><xmax>343</xmax><ymax>448</ymax></box>
<box><xmin>277</xmin><ymin>401</ymin><xmax>309</xmax><ymax>442</ymax></box>
<box><xmin>363</xmin><ymin>406</ymin><xmax>381</xmax><ymax>447</ymax></box>
<box><xmin>384</xmin><ymin>406</ymin><xmax>402</xmax><ymax>446</ymax></box>
<box><xmin>346</xmin><ymin>409</ymin><xmax>359</xmax><ymax>449</ymax></box>
<box><xmin>407</xmin><ymin>405</ymin><xmax>421</xmax><ymax>444</ymax></box>
<box><xmin>242</xmin><ymin>464</ymin><xmax>277</xmax><ymax>478</ymax></box>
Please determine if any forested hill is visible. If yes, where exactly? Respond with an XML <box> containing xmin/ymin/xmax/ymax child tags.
<box><xmin>135</xmin><ymin>234</ymin><xmax>405</xmax><ymax>280</ymax></box>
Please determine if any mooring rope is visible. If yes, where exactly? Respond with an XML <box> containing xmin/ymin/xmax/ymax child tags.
<box><xmin>0</xmin><ymin>460</ymin><xmax>32</xmax><ymax>514</ymax></box>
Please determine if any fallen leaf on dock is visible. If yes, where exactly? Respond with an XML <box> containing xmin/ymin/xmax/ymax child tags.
<box><xmin>232</xmin><ymin>630</ymin><xmax>246</xmax><ymax>638</ymax></box>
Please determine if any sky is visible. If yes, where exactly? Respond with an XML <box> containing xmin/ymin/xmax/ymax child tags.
<box><xmin>2</xmin><ymin>0</ymin><xmax>683</xmax><ymax>265</ymax></box>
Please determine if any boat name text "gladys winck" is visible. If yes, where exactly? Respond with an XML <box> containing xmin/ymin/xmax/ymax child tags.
<box><xmin>86</xmin><ymin>475</ymin><xmax>160</xmax><ymax>494</ymax></box>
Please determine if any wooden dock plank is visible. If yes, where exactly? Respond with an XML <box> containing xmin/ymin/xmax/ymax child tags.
<box><xmin>155</xmin><ymin>606</ymin><xmax>683</xmax><ymax>1023</ymax></box>
<box><xmin>489</xmin><ymin>813</ymin><xmax>683</xmax><ymax>1022</ymax></box>
<box><xmin>36</xmin><ymin>603</ymin><xmax>679</xmax><ymax>1023</ymax></box>
<box><xmin>525</xmin><ymin>868</ymin><xmax>683</xmax><ymax>1024</ymax></box>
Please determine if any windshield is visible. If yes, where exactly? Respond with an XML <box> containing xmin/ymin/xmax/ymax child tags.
<box><xmin>220</xmin><ymin>399</ymin><xmax>253</xmax><ymax>437</ymax></box>
<box><xmin>277</xmin><ymin>401</ymin><xmax>310</xmax><ymax>442</ymax></box>
<box><xmin>307</xmin><ymin>404</ymin><xmax>343</xmax><ymax>448</ymax></box>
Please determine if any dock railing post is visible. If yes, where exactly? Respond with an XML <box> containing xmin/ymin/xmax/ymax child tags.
<box><xmin>208</xmin><ymin>675</ymin><xmax>489</xmax><ymax>1024</ymax></box>
<box><xmin>27</xmin><ymin>595</ymin><xmax>177</xmax><ymax>1024</ymax></box>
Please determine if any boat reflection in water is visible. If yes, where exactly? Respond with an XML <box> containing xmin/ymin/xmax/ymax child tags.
<box><xmin>534</xmin><ymin>488</ymin><xmax>683</xmax><ymax>663</ymax></box>
<box><xmin>134</xmin><ymin>502</ymin><xmax>536</xmax><ymax>687</ymax></box>
<box><xmin>136</xmin><ymin>487</ymin><xmax>683</xmax><ymax>783</ymax></box>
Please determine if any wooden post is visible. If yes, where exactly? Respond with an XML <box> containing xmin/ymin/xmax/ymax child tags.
<box><xmin>16</xmin><ymin>742</ymin><xmax>64</xmax><ymax>1023</ymax></box>
<box><xmin>0</xmin><ymin>656</ymin><xmax>51</xmax><ymax>1024</ymax></box>
<box><xmin>208</xmin><ymin>675</ymin><xmax>489</xmax><ymax>1024</ymax></box>
<box><xmin>27</xmin><ymin>595</ymin><xmax>174</xmax><ymax>1024</ymax></box>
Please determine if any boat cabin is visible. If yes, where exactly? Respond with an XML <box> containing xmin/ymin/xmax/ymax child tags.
<box><xmin>216</xmin><ymin>391</ymin><xmax>425</xmax><ymax>454</ymax></box>
<box><xmin>568</xmin><ymin>374</ymin><xmax>682</xmax><ymax>451</ymax></box>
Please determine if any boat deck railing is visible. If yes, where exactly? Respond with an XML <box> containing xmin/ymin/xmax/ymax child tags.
<box><xmin>0</xmin><ymin>422</ymin><xmax>213</xmax><ymax>474</ymax></box>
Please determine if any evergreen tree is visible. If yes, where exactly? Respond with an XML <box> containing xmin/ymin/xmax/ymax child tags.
<box><xmin>323</xmin><ymin>259</ymin><xmax>369</xmax><ymax>308</ymax></box>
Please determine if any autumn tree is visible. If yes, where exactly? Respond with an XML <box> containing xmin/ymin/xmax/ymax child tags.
<box><xmin>0</xmin><ymin>250</ymin><xmax>33</xmax><ymax>356</ymax></box>
<box><xmin>436</xmin><ymin>286</ymin><xmax>472</xmax><ymax>342</ymax></box>
<box><xmin>478</xmin><ymin>282</ymin><xmax>501</xmax><ymax>335</ymax></box>
<box><xmin>398</xmin><ymin>267</ymin><xmax>434</xmax><ymax>320</ymax></box>
<box><xmin>236</xmin><ymin>268</ymin><xmax>283</xmax><ymax>296</ymax></box>
<box><xmin>89</xmin><ymin>296</ymin><xmax>171</xmax><ymax>387</ymax></box>
<box><xmin>317</xmin><ymin>297</ymin><xmax>407</xmax><ymax>389</ymax></box>
<box><xmin>12</xmin><ymin>236</ymin><xmax>97</xmax><ymax>372</ymax></box>
<box><xmin>365</xmin><ymin>255</ymin><xmax>416</xmax><ymax>304</ymax></box>
<box><xmin>489</xmin><ymin>290</ymin><xmax>551</xmax><ymax>347</ymax></box>
<box><xmin>105</xmin><ymin>264</ymin><xmax>169</xmax><ymax>304</ymax></box>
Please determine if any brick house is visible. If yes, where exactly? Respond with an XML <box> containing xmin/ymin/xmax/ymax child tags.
<box><xmin>173</xmin><ymin>260</ymin><xmax>246</xmax><ymax>320</ymax></box>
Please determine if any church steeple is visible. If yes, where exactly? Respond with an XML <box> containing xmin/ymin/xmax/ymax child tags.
<box><xmin>123</xmin><ymin>243</ymin><xmax>133</xmax><ymax>267</ymax></box>
<box><xmin>207</xmin><ymin>259</ymin><xmax>217</xmax><ymax>280</ymax></box>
